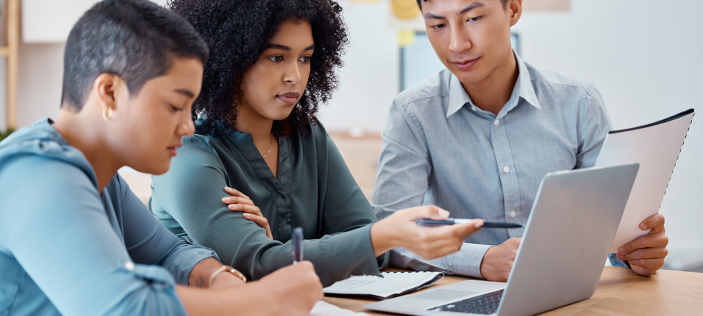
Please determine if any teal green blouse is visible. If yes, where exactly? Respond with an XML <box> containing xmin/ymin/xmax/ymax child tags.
<box><xmin>150</xmin><ymin>118</ymin><xmax>388</xmax><ymax>286</ymax></box>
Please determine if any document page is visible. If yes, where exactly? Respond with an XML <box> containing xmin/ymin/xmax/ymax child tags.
<box><xmin>323</xmin><ymin>272</ymin><xmax>443</xmax><ymax>299</ymax></box>
<box><xmin>595</xmin><ymin>109</ymin><xmax>694</xmax><ymax>252</ymax></box>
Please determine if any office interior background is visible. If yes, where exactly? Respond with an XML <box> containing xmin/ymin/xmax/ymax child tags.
<box><xmin>0</xmin><ymin>0</ymin><xmax>701</xmax><ymax>271</ymax></box>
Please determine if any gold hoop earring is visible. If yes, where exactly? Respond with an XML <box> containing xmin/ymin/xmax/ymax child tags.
<box><xmin>102</xmin><ymin>107</ymin><xmax>113</xmax><ymax>121</ymax></box>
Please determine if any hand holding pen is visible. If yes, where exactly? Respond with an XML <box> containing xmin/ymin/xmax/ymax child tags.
<box><xmin>416</xmin><ymin>218</ymin><xmax>522</xmax><ymax>228</ymax></box>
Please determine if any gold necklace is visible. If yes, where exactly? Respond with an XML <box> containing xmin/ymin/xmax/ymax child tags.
<box><xmin>262</xmin><ymin>134</ymin><xmax>275</xmax><ymax>158</ymax></box>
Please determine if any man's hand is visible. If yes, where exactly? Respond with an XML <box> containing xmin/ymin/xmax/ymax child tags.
<box><xmin>480</xmin><ymin>238</ymin><xmax>521</xmax><ymax>282</ymax></box>
<box><xmin>616</xmin><ymin>214</ymin><xmax>668</xmax><ymax>276</ymax></box>
<box><xmin>371</xmin><ymin>205</ymin><xmax>484</xmax><ymax>259</ymax></box>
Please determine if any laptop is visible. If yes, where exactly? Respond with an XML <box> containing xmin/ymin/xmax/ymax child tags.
<box><xmin>364</xmin><ymin>164</ymin><xmax>639</xmax><ymax>316</ymax></box>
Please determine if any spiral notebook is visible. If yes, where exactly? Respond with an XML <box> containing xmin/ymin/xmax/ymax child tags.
<box><xmin>323</xmin><ymin>271</ymin><xmax>444</xmax><ymax>299</ymax></box>
<box><xmin>595</xmin><ymin>109</ymin><xmax>695</xmax><ymax>252</ymax></box>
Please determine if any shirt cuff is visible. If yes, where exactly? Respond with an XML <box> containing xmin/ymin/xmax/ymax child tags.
<box><xmin>388</xmin><ymin>243</ymin><xmax>492</xmax><ymax>279</ymax></box>
<box><xmin>608</xmin><ymin>253</ymin><xmax>631</xmax><ymax>269</ymax></box>
<box><xmin>161</xmin><ymin>239</ymin><xmax>220</xmax><ymax>285</ymax></box>
<box><xmin>450</xmin><ymin>243</ymin><xmax>493</xmax><ymax>279</ymax></box>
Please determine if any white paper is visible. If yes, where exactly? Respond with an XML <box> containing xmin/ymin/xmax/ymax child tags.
<box><xmin>595</xmin><ymin>111</ymin><xmax>694</xmax><ymax>252</ymax></box>
<box><xmin>323</xmin><ymin>272</ymin><xmax>442</xmax><ymax>298</ymax></box>
<box><xmin>309</xmin><ymin>301</ymin><xmax>370</xmax><ymax>316</ymax></box>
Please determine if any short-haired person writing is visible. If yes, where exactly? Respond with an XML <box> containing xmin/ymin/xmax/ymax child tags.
<box><xmin>150</xmin><ymin>0</ymin><xmax>484</xmax><ymax>287</ymax></box>
<box><xmin>372</xmin><ymin>0</ymin><xmax>668</xmax><ymax>281</ymax></box>
<box><xmin>0</xmin><ymin>1</ymin><xmax>323</xmax><ymax>315</ymax></box>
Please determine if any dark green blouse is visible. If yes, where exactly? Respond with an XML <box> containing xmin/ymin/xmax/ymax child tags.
<box><xmin>150</xmin><ymin>118</ymin><xmax>388</xmax><ymax>286</ymax></box>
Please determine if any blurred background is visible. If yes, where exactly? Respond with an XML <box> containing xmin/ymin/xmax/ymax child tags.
<box><xmin>1</xmin><ymin>0</ymin><xmax>701</xmax><ymax>272</ymax></box>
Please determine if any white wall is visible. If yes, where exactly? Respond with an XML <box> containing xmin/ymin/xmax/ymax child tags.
<box><xmin>509</xmin><ymin>0</ymin><xmax>703</xmax><ymax>269</ymax></box>
<box><xmin>316</xmin><ymin>1</ymin><xmax>400</xmax><ymax>133</ymax></box>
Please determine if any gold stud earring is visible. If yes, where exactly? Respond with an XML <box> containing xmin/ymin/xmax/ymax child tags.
<box><xmin>103</xmin><ymin>107</ymin><xmax>113</xmax><ymax>121</ymax></box>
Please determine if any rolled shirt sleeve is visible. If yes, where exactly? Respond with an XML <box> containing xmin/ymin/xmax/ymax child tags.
<box><xmin>115</xmin><ymin>173</ymin><xmax>218</xmax><ymax>285</ymax></box>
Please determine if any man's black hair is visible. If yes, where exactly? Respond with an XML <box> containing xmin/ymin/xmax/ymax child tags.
<box><xmin>416</xmin><ymin>0</ymin><xmax>509</xmax><ymax>11</ymax></box>
<box><xmin>61</xmin><ymin>0</ymin><xmax>209</xmax><ymax>111</ymax></box>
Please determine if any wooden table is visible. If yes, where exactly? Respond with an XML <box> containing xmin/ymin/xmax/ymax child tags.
<box><xmin>323</xmin><ymin>267</ymin><xmax>703</xmax><ymax>315</ymax></box>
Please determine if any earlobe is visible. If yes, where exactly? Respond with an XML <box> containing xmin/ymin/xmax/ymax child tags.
<box><xmin>94</xmin><ymin>73</ymin><xmax>121</xmax><ymax>120</ymax></box>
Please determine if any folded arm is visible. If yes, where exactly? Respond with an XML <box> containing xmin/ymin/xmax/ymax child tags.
<box><xmin>150</xmin><ymin>137</ymin><xmax>382</xmax><ymax>286</ymax></box>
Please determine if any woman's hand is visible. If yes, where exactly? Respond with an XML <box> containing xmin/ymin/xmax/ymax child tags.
<box><xmin>222</xmin><ymin>187</ymin><xmax>273</xmax><ymax>239</ymax></box>
<box><xmin>370</xmin><ymin>205</ymin><xmax>484</xmax><ymax>259</ymax></box>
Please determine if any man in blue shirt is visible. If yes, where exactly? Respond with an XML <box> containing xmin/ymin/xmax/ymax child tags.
<box><xmin>372</xmin><ymin>0</ymin><xmax>668</xmax><ymax>281</ymax></box>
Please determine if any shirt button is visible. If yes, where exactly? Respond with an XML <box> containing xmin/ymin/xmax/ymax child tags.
<box><xmin>125</xmin><ymin>262</ymin><xmax>135</xmax><ymax>271</ymax></box>
<box><xmin>472</xmin><ymin>107</ymin><xmax>477</xmax><ymax>112</ymax></box>
<box><xmin>510</xmin><ymin>211</ymin><xmax>516</xmax><ymax>218</ymax></box>
<box><xmin>494</xmin><ymin>120</ymin><xmax>500</xmax><ymax>126</ymax></box>
<box><xmin>503</xmin><ymin>166</ymin><xmax>510</xmax><ymax>173</ymax></box>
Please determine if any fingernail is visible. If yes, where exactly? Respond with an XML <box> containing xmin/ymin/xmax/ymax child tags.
<box><xmin>229</xmin><ymin>204</ymin><xmax>237</xmax><ymax>210</ymax></box>
<box><xmin>475</xmin><ymin>220</ymin><xmax>484</xmax><ymax>228</ymax></box>
<box><xmin>222</xmin><ymin>197</ymin><xmax>227</xmax><ymax>202</ymax></box>
<box><xmin>438</xmin><ymin>209</ymin><xmax>450</xmax><ymax>218</ymax></box>
<box><xmin>619</xmin><ymin>246</ymin><xmax>626</xmax><ymax>254</ymax></box>
<box><xmin>243</xmin><ymin>213</ymin><xmax>250</xmax><ymax>218</ymax></box>
<box><xmin>225</xmin><ymin>187</ymin><xmax>231</xmax><ymax>190</ymax></box>
<box><xmin>640</xmin><ymin>223</ymin><xmax>648</xmax><ymax>230</ymax></box>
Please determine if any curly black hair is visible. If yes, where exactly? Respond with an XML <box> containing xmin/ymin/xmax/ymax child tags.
<box><xmin>168</xmin><ymin>0</ymin><xmax>348</xmax><ymax>136</ymax></box>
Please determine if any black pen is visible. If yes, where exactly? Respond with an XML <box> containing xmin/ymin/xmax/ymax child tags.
<box><xmin>415</xmin><ymin>218</ymin><xmax>522</xmax><ymax>228</ymax></box>
<box><xmin>292</xmin><ymin>227</ymin><xmax>303</xmax><ymax>264</ymax></box>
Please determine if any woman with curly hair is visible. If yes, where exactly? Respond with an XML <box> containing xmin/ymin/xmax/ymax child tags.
<box><xmin>150</xmin><ymin>0</ymin><xmax>484</xmax><ymax>286</ymax></box>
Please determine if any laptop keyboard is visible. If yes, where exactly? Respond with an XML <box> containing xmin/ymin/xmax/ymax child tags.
<box><xmin>427</xmin><ymin>289</ymin><xmax>504</xmax><ymax>314</ymax></box>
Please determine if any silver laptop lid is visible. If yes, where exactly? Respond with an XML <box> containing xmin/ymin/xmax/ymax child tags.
<box><xmin>497</xmin><ymin>163</ymin><xmax>639</xmax><ymax>316</ymax></box>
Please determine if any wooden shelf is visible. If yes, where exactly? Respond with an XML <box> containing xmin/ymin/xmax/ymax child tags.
<box><xmin>3</xmin><ymin>0</ymin><xmax>19</xmax><ymax>130</ymax></box>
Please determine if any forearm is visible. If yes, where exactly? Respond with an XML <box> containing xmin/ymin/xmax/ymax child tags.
<box><xmin>188</xmin><ymin>257</ymin><xmax>234</xmax><ymax>288</ymax></box>
<box><xmin>176</xmin><ymin>283</ymin><xmax>275</xmax><ymax>316</ymax></box>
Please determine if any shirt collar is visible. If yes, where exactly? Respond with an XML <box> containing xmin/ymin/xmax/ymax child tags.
<box><xmin>446</xmin><ymin>52</ymin><xmax>541</xmax><ymax>118</ymax></box>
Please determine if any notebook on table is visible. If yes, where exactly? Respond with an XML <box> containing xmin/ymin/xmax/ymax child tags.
<box><xmin>323</xmin><ymin>271</ymin><xmax>444</xmax><ymax>299</ymax></box>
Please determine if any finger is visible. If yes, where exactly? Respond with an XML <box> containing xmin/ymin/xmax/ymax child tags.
<box><xmin>639</xmin><ymin>214</ymin><xmax>665</xmax><ymax>232</ymax></box>
<box><xmin>617</xmin><ymin>232</ymin><xmax>668</xmax><ymax>257</ymax></box>
<box><xmin>229</xmin><ymin>204</ymin><xmax>263</xmax><ymax>216</ymax></box>
<box><xmin>403</xmin><ymin>205</ymin><xmax>450</xmax><ymax>221</ymax></box>
<box><xmin>447</xmin><ymin>219</ymin><xmax>484</xmax><ymax>240</ymax></box>
<box><xmin>629</xmin><ymin>256</ymin><xmax>665</xmax><ymax>269</ymax></box>
<box><xmin>224</xmin><ymin>187</ymin><xmax>251</xmax><ymax>199</ymax></box>
<box><xmin>242</xmin><ymin>213</ymin><xmax>269</xmax><ymax>228</ymax></box>
<box><xmin>629</xmin><ymin>258</ymin><xmax>665</xmax><ymax>273</ymax></box>
<box><xmin>630</xmin><ymin>258</ymin><xmax>664</xmax><ymax>275</ymax></box>
<box><xmin>222</xmin><ymin>196</ymin><xmax>255</xmax><ymax>206</ymax></box>
<box><xmin>621</xmin><ymin>246</ymin><xmax>669</xmax><ymax>261</ymax></box>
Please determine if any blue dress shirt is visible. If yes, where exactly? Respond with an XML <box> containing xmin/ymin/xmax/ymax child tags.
<box><xmin>0</xmin><ymin>119</ymin><xmax>217</xmax><ymax>315</ymax></box>
<box><xmin>371</xmin><ymin>54</ymin><xmax>624</xmax><ymax>278</ymax></box>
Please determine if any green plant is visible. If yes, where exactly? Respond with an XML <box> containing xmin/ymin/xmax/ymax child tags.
<box><xmin>0</xmin><ymin>128</ymin><xmax>14</xmax><ymax>142</ymax></box>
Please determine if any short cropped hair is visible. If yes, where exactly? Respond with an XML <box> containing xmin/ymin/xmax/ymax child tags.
<box><xmin>416</xmin><ymin>0</ymin><xmax>508</xmax><ymax>10</ymax></box>
<box><xmin>61</xmin><ymin>0</ymin><xmax>209</xmax><ymax>111</ymax></box>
